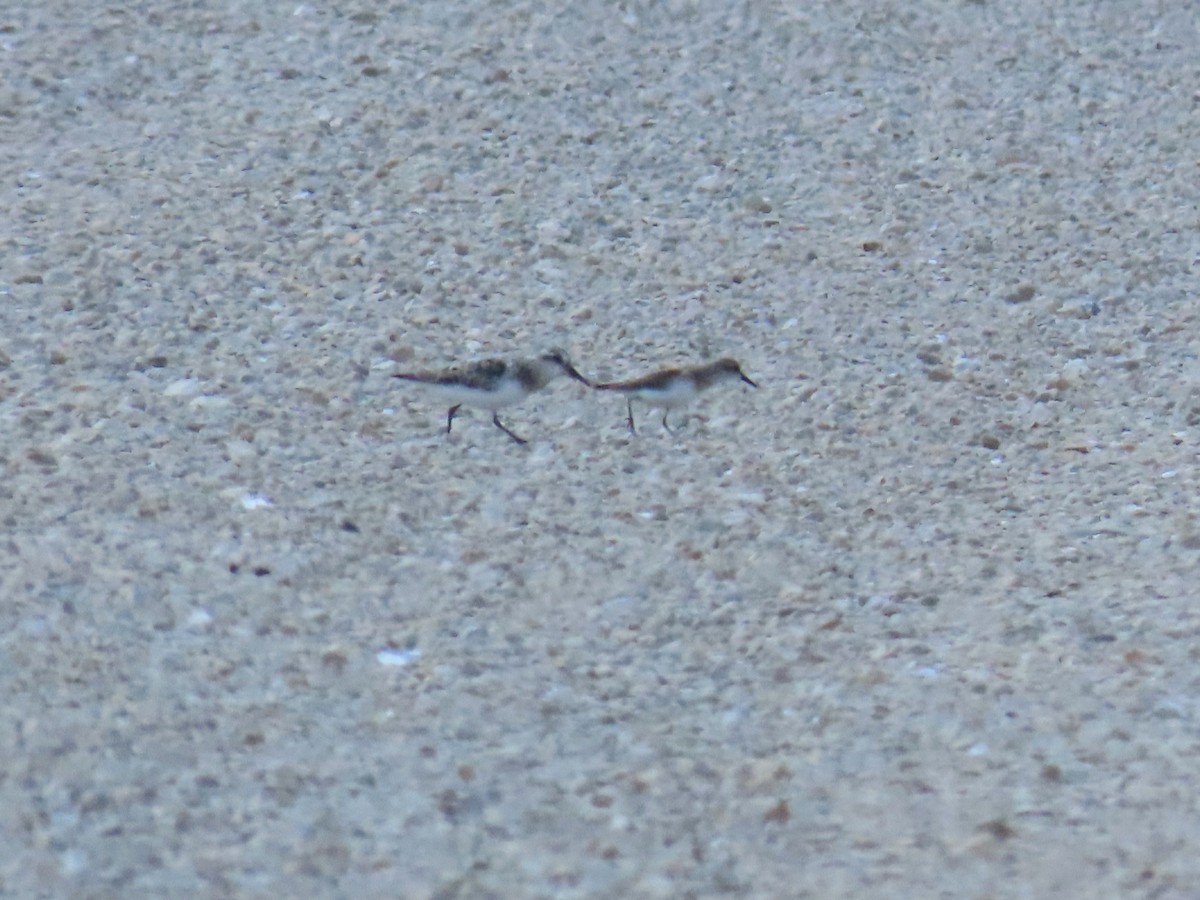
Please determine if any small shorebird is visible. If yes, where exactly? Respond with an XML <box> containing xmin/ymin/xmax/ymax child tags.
<box><xmin>393</xmin><ymin>349</ymin><xmax>591</xmax><ymax>444</ymax></box>
<box><xmin>595</xmin><ymin>358</ymin><xmax>757</xmax><ymax>434</ymax></box>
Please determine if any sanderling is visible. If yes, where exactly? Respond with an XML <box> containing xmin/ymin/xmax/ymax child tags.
<box><xmin>393</xmin><ymin>349</ymin><xmax>592</xmax><ymax>444</ymax></box>
<box><xmin>595</xmin><ymin>357</ymin><xmax>757</xmax><ymax>434</ymax></box>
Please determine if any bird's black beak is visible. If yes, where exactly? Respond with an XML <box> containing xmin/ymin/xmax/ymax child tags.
<box><xmin>564</xmin><ymin>363</ymin><xmax>592</xmax><ymax>387</ymax></box>
<box><xmin>741</xmin><ymin>372</ymin><xmax>758</xmax><ymax>388</ymax></box>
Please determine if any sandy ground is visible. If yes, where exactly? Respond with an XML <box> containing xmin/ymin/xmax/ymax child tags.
<box><xmin>4</xmin><ymin>1</ymin><xmax>1200</xmax><ymax>897</ymax></box>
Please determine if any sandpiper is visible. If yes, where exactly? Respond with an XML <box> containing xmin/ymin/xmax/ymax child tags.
<box><xmin>595</xmin><ymin>357</ymin><xmax>757</xmax><ymax>434</ymax></box>
<box><xmin>393</xmin><ymin>349</ymin><xmax>592</xmax><ymax>444</ymax></box>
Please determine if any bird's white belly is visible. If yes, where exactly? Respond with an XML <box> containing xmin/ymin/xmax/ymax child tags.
<box><xmin>633</xmin><ymin>382</ymin><xmax>698</xmax><ymax>409</ymax></box>
<box><xmin>423</xmin><ymin>379</ymin><xmax>527</xmax><ymax>410</ymax></box>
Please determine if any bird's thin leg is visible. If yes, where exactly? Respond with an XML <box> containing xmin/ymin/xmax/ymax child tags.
<box><xmin>492</xmin><ymin>413</ymin><xmax>528</xmax><ymax>445</ymax></box>
<box><xmin>626</xmin><ymin>398</ymin><xmax>637</xmax><ymax>435</ymax></box>
<box><xmin>446</xmin><ymin>405</ymin><xmax>461</xmax><ymax>434</ymax></box>
<box><xmin>662</xmin><ymin>410</ymin><xmax>675</xmax><ymax>434</ymax></box>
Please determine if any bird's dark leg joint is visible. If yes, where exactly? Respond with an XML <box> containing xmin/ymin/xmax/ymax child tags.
<box><xmin>493</xmin><ymin>413</ymin><xmax>528</xmax><ymax>445</ymax></box>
